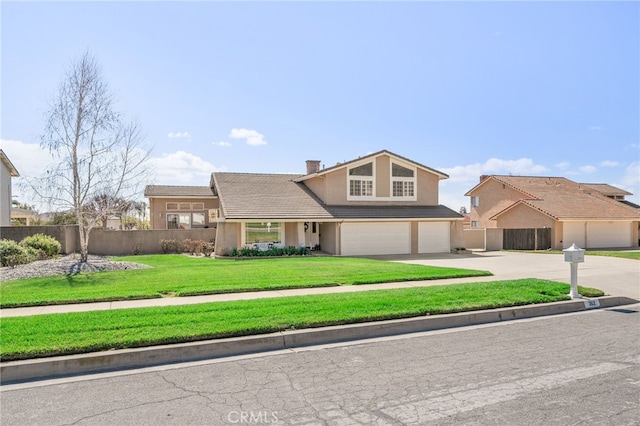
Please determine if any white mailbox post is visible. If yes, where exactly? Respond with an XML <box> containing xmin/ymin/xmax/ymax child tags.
<box><xmin>563</xmin><ymin>243</ymin><xmax>585</xmax><ymax>299</ymax></box>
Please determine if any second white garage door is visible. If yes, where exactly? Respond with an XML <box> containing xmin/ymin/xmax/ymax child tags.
<box><xmin>341</xmin><ymin>222</ymin><xmax>411</xmax><ymax>256</ymax></box>
<box><xmin>418</xmin><ymin>222</ymin><xmax>450</xmax><ymax>253</ymax></box>
<box><xmin>587</xmin><ymin>222</ymin><xmax>631</xmax><ymax>248</ymax></box>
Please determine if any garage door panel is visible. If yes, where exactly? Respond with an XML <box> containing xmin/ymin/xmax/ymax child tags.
<box><xmin>563</xmin><ymin>222</ymin><xmax>585</xmax><ymax>249</ymax></box>
<box><xmin>341</xmin><ymin>222</ymin><xmax>410</xmax><ymax>255</ymax></box>
<box><xmin>587</xmin><ymin>222</ymin><xmax>631</xmax><ymax>248</ymax></box>
<box><xmin>418</xmin><ymin>222</ymin><xmax>450</xmax><ymax>253</ymax></box>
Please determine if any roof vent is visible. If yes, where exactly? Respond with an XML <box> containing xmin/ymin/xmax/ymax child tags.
<box><xmin>306</xmin><ymin>160</ymin><xmax>321</xmax><ymax>175</ymax></box>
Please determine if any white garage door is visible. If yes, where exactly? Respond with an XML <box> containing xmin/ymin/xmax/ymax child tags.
<box><xmin>418</xmin><ymin>222</ymin><xmax>450</xmax><ymax>253</ymax></box>
<box><xmin>341</xmin><ymin>222</ymin><xmax>410</xmax><ymax>255</ymax></box>
<box><xmin>587</xmin><ymin>222</ymin><xmax>631</xmax><ymax>248</ymax></box>
<box><xmin>563</xmin><ymin>222</ymin><xmax>585</xmax><ymax>249</ymax></box>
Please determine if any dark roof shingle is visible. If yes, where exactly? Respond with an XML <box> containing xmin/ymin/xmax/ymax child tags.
<box><xmin>144</xmin><ymin>185</ymin><xmax>216</xmax><ymax>197</ymax></box>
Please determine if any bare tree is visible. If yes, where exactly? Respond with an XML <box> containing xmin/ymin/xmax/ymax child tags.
<box><xmin>30</xmin><ymin>51</ymin><xmax>150</xmax><ymax>261</ymax></box>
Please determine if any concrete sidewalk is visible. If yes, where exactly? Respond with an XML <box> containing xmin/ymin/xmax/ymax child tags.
<box><xmin>1</xmin><ymin>251</ymin><xmax>638</xmax><ymax>318</ymax></box>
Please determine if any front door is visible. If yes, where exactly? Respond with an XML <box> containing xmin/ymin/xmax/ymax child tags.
<box><xmin>305</xmin><ymin>222</ymin><xmax>320</xmax><ymax>250</ymax></box>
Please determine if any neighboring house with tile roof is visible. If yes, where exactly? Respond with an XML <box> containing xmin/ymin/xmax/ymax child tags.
<box><xmin>1</xmin><ymin>150</ymin><xmax>20</xmax><ymax>227</ymax></box>
<box><xmin>465</xmin><ymin>175</ymin><xmax>640</xmax><ymax>249</ymax></box>
<box><xmin>145</xmin><ymin>150</ymin><xmax>465</xmax><ymax>256</ymax></box>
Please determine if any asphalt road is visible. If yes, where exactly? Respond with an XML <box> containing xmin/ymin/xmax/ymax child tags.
<box><xmin>2</xmin><ymin>304</ymin><xmax>639</xmax><ymax>425</ymax></box>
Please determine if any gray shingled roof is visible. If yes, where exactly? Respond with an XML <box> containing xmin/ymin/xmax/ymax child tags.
<box><xmin>212</xmin><ymin>173</ymin><xmax>334</xmax><ymax>219</ymax></box>
<box><xmin>144</xmin><ymin>185</ymin><xmax>216</xmax><ymax>197</ymax></box>
<box><xmin>212</xmin><ymin>172</ymin><xmax>463</xmax><ymax>221</ymax></box>
<box><xmin>325</xmin><ymin>205</ymin><xmax>462</xmax><ymax>219</ymax></box>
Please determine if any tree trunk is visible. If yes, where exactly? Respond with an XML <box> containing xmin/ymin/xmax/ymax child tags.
<box><xmin>77</xmin><ymin>221</ymin><xmax>90</xmax><ymax>262</ymax></box>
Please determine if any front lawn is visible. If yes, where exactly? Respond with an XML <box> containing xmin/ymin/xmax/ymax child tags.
<box><xmin>0</xmin><ymin>255</ymin><xmax>492</xmax><ymax>308</ymax></box>
<box><xmin>0</xmin><ymin>279</ymin><xmax>604</xmax><ymax>361</ymax></box>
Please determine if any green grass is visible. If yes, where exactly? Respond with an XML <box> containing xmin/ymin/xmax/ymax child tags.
<box><xmin>512</xmin><ymin>250</ymin><xmax>640</xmax><ymax>260</ymax></box>
<box><xmin>0</xmin><ymin>279</ymin><xmax>604</xmax><ymax>361</ymax></box>
<box><xmin>0</xmin><ymin>255</ymin><xmax>492</xmax><ymax>308</ymax></box>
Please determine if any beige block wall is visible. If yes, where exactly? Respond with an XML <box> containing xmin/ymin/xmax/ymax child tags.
<box><xmin>463</xmin><ymin>229</ymin><xmax>486</xmax><ymax>250</ymax></box>
<box><xmin>149</xmin><ymin>197</ymin><xmax>219</xmax><ymax>230</ymax></box>
<box><xmin>469</xmin><ymin>179</ymin><xmax>527</xmax><ymax>228</ymax></box>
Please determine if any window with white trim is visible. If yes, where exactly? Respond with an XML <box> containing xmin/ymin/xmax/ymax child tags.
<box><xmin>348</xmin><ymin>162</ymin><xmax>374</xmax><ymax>198</ymax></box>
<box><xmin>391</xmin><ymin>163</ymin><xmax>416</xmax><ymax>198</ymax></box>
<box><xmin>471</xmin><ymin>196</ymin><xmax>479</xmax><ymax>207</ymax></box>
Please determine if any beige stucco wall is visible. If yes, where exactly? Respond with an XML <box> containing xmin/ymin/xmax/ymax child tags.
<box><xmin>306</xmin><ymin>155</ymin><xmax>441</xmax><ymax>206</ymax></box>
<box><xmin>468</xmin><ymin>179</ymin><xmax>528</xmax><ymax>228</ymax></box>
<box><xmin>1</xmin><ymin>161</ymin><xmax>12</xmax><ymax>227</ymax></box>
<box><xmin>450</xmin><ymin>220</ymin><xmax>465</xmax><ymax>249</ymax></box>
<box><xmin>284</xmin><ymin>222</ymin><xmax>306</xmax><ymax>247</ymax></box>
<box><xmin>376</xmin><ymin>156</ymin><xmax>391</xmax><ymax>198</ymax></box>
<box><xmin>319</xmin><ymin>222</ymin><xmax>338</xmax><ymax>255</ymax></box>
<box><xmin>303</xmin><ymin>176</ymin><xmax>327</xmax><ymax>203</ymax></box>
<box><xmin>495</xmin><ymin>204</ymin><xmax>556</xmax><ymax>229</ymax></box>
<box><xmin>148</xmin><ymin>197</ymin><xmax>219</xmax><ymax>230</ymax></box>
<box><xmin>214</xmin><ymin>222</ymin><xmax>240</xmax><ymax>255</ymax></box>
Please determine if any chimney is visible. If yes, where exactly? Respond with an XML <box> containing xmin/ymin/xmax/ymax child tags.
<box><xmin>306</xmin><ymin>160</ymin><xmax>321</xmax><ymax>175</ymax></box>
<box><xmin>480</xmin><ymin>175</ymin><xmax>490</xmax><ymax>182</ymax></box>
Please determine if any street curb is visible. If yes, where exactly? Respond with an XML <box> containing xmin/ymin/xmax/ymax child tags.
<box><xmin>1</xmin><ymin>296</ymin><xmax>637</xmax><ymax>384</ymax></box>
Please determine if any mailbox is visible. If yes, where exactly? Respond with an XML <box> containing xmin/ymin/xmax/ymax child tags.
<box><xmin>563</xmin><ymin>243</ymin><xmax>584</xmax><ymax>263</ymax></box>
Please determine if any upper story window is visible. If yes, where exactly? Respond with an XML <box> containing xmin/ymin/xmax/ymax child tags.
<box><xmin>348</xmin><ymin>162</ymin><xmax>374</xmax><ymax>198</ymax></box>
<box><xmin>471</xmin><ymin>196</ymin><xmax>479</xmax><ymax>207</ymax></box>
<box><xmin>391</xmin><ymin>163</ymin><xmax>416</xmax><ymax>199</ymax></box>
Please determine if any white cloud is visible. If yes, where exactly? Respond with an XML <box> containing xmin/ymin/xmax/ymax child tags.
<box><xmin>147</xmin><ymin>151</ymin><xmax>222</xmax><ymax>185</ymax></box>
<box><xmin>555</xmin><ymin>161</ymin><xmax>571</xmax><ymax>170</ymax></box>
<box><xmin>588</xmin><ymin>126</ymin><xmax>603</xmax><ymax>131</ymax></box>
<box><xmin>579</xmin><ymin>165</ymin><xmax>597</xmax><ymax>174</ymax></box>
<box><xmin>440</xmin><ymin>158</ymin><xmax>548</xmax><ymax>184</ymax></box>
<box><xmin>599</xmin><ymin>160</ymin><xmax>619</xmax><ymax>167</ymax></box>
<box><xmin>229</xmin><ymin>128</ymin><xmax>267</xmax><ymax>146</ymax></box>
<box><xmin>212</xmin><ymin>141</ymin><xmax>232</xmax><ymax>147</ymax></box>
<box><xmin>167</xmin><ymin>131</ymin><xmax>191</xmax><ymax>139</ymax></box>
<box><xmin>0</xmin><ymin>138</ymin><xmax>56</xmax><ymax>178</ymax></box>
<box><xmin>620</xmin><ymin>162</ymin><xmax>640</xmax><ymax>188</ymax></box>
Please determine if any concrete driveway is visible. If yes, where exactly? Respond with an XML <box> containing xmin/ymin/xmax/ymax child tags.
<box><xmin>385</xmin><ymin>250</ymin><xmax>640</xmax><ymax>300</ymax></box>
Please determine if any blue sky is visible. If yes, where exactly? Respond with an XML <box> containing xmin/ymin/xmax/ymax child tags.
<box><xmin>2</xmin><ymin>1</ymin><xmax>639</xmax><ymax>211</ymax></box>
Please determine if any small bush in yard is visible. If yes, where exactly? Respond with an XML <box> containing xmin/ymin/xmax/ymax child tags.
<box><xmin>20</xmin><ymin>234</ymin><xmax>61</xmax><ymax>258</ymax></box>
<box><xmin>160</xmin><ymin>239</ymin><xmax>182</xmax><ymax>254</ymax></box>
<box><xmin>0</xmin><ymin>239</ymin><xmax>35</xmax><ymax>267</ymax></box>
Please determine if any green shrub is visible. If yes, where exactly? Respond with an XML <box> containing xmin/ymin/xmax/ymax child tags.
<box><xmin>20</xmin><ymin>234</ymin><xmax>61</xmax><ymax>258</ymax></box>
<box><xmin>0</xmin><ymin>239</ymin><xmax>34</xmax><ymax>267</ymax></box>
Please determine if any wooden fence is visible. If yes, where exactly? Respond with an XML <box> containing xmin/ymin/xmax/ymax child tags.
<box><xmin>503</xmin><ymin>228</ymin><xmax>551</xmax><ymax>250</ymax></box>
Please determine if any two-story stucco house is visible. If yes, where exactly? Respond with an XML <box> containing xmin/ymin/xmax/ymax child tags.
<box><xmin>1</xmin><ymin>150</ymin><xmax>20</xmax><ymax>227</ymax></box>
<box><xmin>146</xmin><ymin>150</ymin><xmax>464</xmax><ymax>256</ymax></box>
<box><xmin>465</xmin><ymin>175</ymin><xmax>640</xmax><ymax>249</ymax></box>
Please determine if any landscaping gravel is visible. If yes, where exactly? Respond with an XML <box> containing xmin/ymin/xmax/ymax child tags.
<box><xmin>0</xmin><ymin>255</ymin><xmax>151</xmax><ymax>282</ymax></box>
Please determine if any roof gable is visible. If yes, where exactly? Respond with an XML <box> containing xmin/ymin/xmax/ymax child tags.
<box><xmin>295</xmin><ymin>150</ymin><xmax>449</xmax><ymax>182</ymax></box>
<box><xmin>0</xmin><ymin>150</ymin><xmax>19</xmax><ymax>177</ymax></box>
